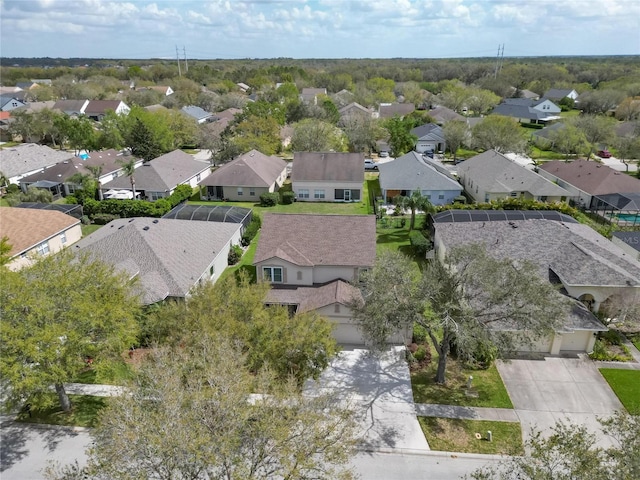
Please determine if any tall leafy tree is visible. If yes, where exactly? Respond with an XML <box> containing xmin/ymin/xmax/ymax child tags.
<box><xmin>394</xmin><ymin>190</ymin><xmax>433</xmax><ymax>230</ymax></box>
<box><xmin>0</xmin><ymin>251</ymin><xmax>140</xmax><ymax>412</ymax></box>
<box><xmin>472</xmin><ymin>115</ymin><xmax>527</xmax><ymax>153</ymax></box>
<box><xmin>340</xmin><ymin>114</ymin><xmax>381</xmax><ymax>154</ymax></box>
<box><xmin>233</xmin><ymin>115</ymin><xmax>281</xmax><ymax>155</ymax></box>
<box><xmin>384</xmin><ymin>116</ymin><xmax>417</xmax><ymax>156</ymax></box>
<box><xmin>442</xmin><ymin>120</ymin><xmax>470</xmax><ymax>160</ymax></box>
<box><xmin>572</xmin><ymin>114</ymin><xmax>616</xmax><ymax>159</ymax></box>
<box><xmin>549</xmin><ymin>124</ymin><xmax>589</xmax><ymax>160</ymax></box>
<box><xmin>291</xmin><ymin>118</ymin><xmax>346</xmax><ymax>152</ymax></box>
<box><xmin>0</xmin><ymin>236</ymin><xmax>12</xmax><ymax>267</ymax></box>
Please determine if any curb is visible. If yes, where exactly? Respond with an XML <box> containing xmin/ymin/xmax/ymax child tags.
<box><xmin>357</xmin><ymin>446</ymin><xmax>507</xmax><ymax>461</ymax></box>
<box><xmin>1</xmin><ymin>417</ymin><xmax>91</xmax><ymax>433</ymax></box>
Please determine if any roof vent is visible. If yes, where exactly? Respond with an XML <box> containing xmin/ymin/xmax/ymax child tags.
<box><xmin>118</xmin><ymin>225</ymin><xmax>124</xmax><ymax>229</ymax></box>
<box><xmin>153</xmin><ymin>219</ymin><xmax>159</xmax><ymax>224</ymax></box>
<box><xmin>129</xmin><ymin>218</ymin><xmax>134</xmax><ymax>222</ymax></box>
<box><xmin>143</xmin><ymin>226</ymin><xmax>150</xmax><ymax>231</ymax></box>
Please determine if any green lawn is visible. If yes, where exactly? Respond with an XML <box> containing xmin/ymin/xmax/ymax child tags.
<box><xmin>630</xmin><ymin>334</ymin><xmax>640</xmax><ymax>351</ymax></box>
<box><xmin>560</xmin><ymin>109</ymin><xmax>581</xmax><ymax>118</ymax></box>
<box><xmin>81</xmin><ymin>224</ymin><xmax>102</xmax><ymax>237</ymax></box>
<box><xmin>418</xmin><ymin>417</ymin><xmax>523</xmax><ymax>455</ymax></box>
<box><xmin>188</xmin><ymin>199</ymin><xmax>369</xmax><ymax>216</ymax></box>
<box><xmin>16</xmin><ymin>394</ymin><xmax>107</xmax><ymax>428</ymax></box>
<box><xmin>72</xmin><ymin>360</ymin><xmax>134</xmax><ymax>385</ymax></box>
<box><xmin>220</xmin><ymin>232</ymin><xmax>259</xmax><ymax>283</ymax></box>
<box><xmin>376</xmin><ymin>222</ymin><xmax>412</xmax><ymax>257</ymax></box>
<box><xmin>599</xmin><ymin>369</ymin><xmax>640</xmax><ymax>414</ymax></box>
<box><xmin>412</xmin><ymin>357</ymin><xmax>513</xmax><ymax>408</ymax></box>
<box><xmin>529</xmin><ymin>146</ymin><xmax>565</xmax><ymax>160</ymax></box>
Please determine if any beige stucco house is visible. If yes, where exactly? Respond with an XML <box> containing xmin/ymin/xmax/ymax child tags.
<box><xmin>292</xmin><ymin>152</ymin><xmax>364</xmax><ymax>202</ymax></box>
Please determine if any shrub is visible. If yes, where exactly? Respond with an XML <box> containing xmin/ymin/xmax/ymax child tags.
<box><xmin>65</xmin><ymin>196</ymin><xmax>78</xmax><ymax>205</ymax></box>
<box><xmin>413</xmin><ymin>324</ymin><xmax>428</xmax><ymax>343</ymax></box>
<box><xmin>414</xmin><ymin>345</ymin><xmax>427</xmax><ymax>362</ymax></box>
<box><xmin>260</xmin><ymin>192</ymin><xmax>279</xmax><ymax>207</ymax></box>
<box><xmin>241</xmin><ymin>214</ymin><xmax>262</xmax><ymax>246</ymax></box>
<box><xmin>6</xmin><ymin>184</ymin><xmax>19</xmax><ymax>194</ymax></box>
<box><xmin>409</xmin><ymin>230</ymin><xmax>430</xmax><ymax>256</ymax></box>
<box><xmin>80</xmin><ymin>215</ymin><xmax>91</xmax><ymax>225</ymax></box>
<box><xmin>228</xmin><ymin>244</ymin><xmax>243</xmax><ymax>265</ymax></box>
<box><xmin>167</xmin><ymin>184</ymin><xmax>193</xmax><ymax>207</ymax></box>
<box><xmin>453</xmin><ymin>195</ymin><xmax>466</xmax><ymax>204</ymax></box>
<box><xmin>281</xmin><ymin>191</ymin><xmax>295</xmax><ymax>205</ymax></box>
<box><xmin>92</xmin><ymin>213</ymin><xmax>120</xmax><ymax>225</ymax></box>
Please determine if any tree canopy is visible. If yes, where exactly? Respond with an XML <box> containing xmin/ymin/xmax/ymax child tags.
<box><xmin>472</xmin><ymin>115</ymin><xmax>528</xmax><ymax>153</ymax></box>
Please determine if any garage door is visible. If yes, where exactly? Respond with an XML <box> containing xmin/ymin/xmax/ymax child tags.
<box><xmin>516</xmin><ymin>335</ymin><xmax>553</xmax><ymax>353</ymax></box>
<box><xmin>560</xmin><ymin>331</ymin><xmax>592</xmax><ymax>352</ymax></box>
<box><xmin>332</xmin><ymin>322</ymin><xmax>366</xmax><ymax>346</ymax></box>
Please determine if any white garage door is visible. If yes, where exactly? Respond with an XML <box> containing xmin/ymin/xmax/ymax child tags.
<box><xmin>560</xmin><ymin>331</ymin><xmax>592</xmax><ymax>352</ymax></box>
<box><xmin>516</xmin><ymin>335</ymin><xmax>553</xmax><ymax>353</ymax></box>
<box><xmin>333</xmin><ymin>322</ymin><xmax>366</xmax><ymax>346</ymax></box>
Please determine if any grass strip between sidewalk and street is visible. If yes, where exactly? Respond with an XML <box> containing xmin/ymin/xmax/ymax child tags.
<box><xmin>418</xmin><ymin>417</ymin><xmax>523</xmax><ymax>455</ymax></box>
<box><xmin>598</xmin><ymin>368</ymin><xmax>640</xmax><ymax>414</ymax></box>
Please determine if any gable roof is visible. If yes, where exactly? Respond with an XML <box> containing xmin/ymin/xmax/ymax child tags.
<box><xmin>212</xmin><ymin>108</ymin><xmax>241</xmax><ymax>121</ymax></box>
<box><xmin>73</xmin><ymin>217</ymin><xmax>241</xmax><ymax>304</ymax></box>
<box><xmin>426</xmin><ymin>106</ymin><xmax>465</xmax><ymax>123</ymax></box>
<box><xmin>544</xmin><ymin>88</ymin><xmax>577</xmax><ymax>99</ymax></box>
<box><xmin>491</xmin><ymin>104</ymin><xmax>557</xmax><ymax>121</ymax></box>
<box><xmin>199</xmin><ymin>149</ymin><xmax>286</xmax><ymax>188</ymax></box>
<box><xmin>539</xmin><ymin>160</ymin><xmax>640</xmax><ymax>195</ymax></box>
<box><xmin>338</xmin><ymin>102</ymin><xmax>371</xmax><ymax>116</ymax></box>
<box><xmin>292</xmin><ymin>152</ymin><xmax>364</xmax><ymax>183</ymax></box>
<box><xmin>410</xmin><ymin>123</ymin><xmax>445</xmax><ymax>142</ymax></box>
<box><xmin>53</xmin><ymin>99</ymin><xmax>89</xmax><ymax>114</ymax></box>
<box><xmin>254</xmin><ymin>213</ymin><xmax>376</xmax><ymax>268</ymax></box>
<box><xmin>84</xmin><ymin>100</ymin><xmax>126</xmax><ymax>116</ymax></box>
<box><xmin>379</xmin><ymin>103</ymin><xmax>415</xmax><ymax>118</ymax></box>
<box><xmin>459</xmin><ymin>150</ymin><xmax>571</xmax><ymax>197</ymax></box>
<box><xmin>0</xmin><ymin>143</ymin><xmax>75</xmax><ymax>179</ymax></box>
<box><xmin>0</xmin><ymin>207</ymin><xmax>80</xmax><ymax>258</ymax></box>
<box><xmin>181</xmin><ymin>105</ymin><xmax>214</xmax><ymax>122</ymax></box>
<box><xmin>265</xmin><ymin>280</ymin><xmax>362</xmax><ymax>313</ymax></box>
<box><xmin>0</xmin><ymin>95</ymin><xmax>26</xmax><ymax>109</ymax></box>
<box><xmin>101</xmin><ymin>150</ymin><xmax>209</xmax><ymax>192</ymax></box>
<box><xmin>378</xmin><ymin>151</ymin><xmax>462</xmax><ymax>192</ymax></box>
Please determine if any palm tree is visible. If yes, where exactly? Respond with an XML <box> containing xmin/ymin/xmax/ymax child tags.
<box><xmin>118</xmin><ymin>158</ymin><xmax>138</xmax><ymax>200</ymax></box>
<box><xmin>86</xmin><ymin>165</ymin><xmax>104</xmax><ymax>201</ymax></box>
<box><xmin>395</xmin><ymin>190</ymin><xmax>434</xmax><ymax>231</ymax></box>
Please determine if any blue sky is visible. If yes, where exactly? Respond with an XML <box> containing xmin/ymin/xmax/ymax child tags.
<box><xmin>1</xmin><ymin>0</ymin><xmax>639</xmax><ymax>59</ymax></box>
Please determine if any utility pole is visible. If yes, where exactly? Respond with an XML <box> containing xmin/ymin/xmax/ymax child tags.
<box><xmin>499</xmin><ymin>44</ymin><xmax>505</xmax><ymax>75</ymax></box>
<box><xmin>494</xmin><ymin>44</ymin><xmax>505</xmax><ymax>78</ymax></box>
<box><xmin>176</xmin><ymin>45</ymin><xmax>182</xmax><ymax>77</ymax></box>
<box><xmin>183</xmin><ymin>46</ymin><xmax>188</xmax><ymax>73</ymax></box>
<box><xmin>494</xmin><ymin>44</ymin><xmax>501</xmax><ymax>78</ymax></box>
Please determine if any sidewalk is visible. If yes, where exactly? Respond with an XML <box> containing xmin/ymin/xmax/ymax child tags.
<box><xmin>59</xmin><ymin>383</ymin><xmax>126</xmax><ymax>397</ymax></box>
<box><xmin>415</xmin><ymin>403</ymin><xmax>519</xmax><ymax>422</ymax></box>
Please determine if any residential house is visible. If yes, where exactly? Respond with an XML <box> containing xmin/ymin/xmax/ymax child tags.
<box><xmin>338</xmin><ymin>102</ymin><xmax>373</xmax><ymax>122</ymax></box>
<box><xmin>612</xmin><ymin>231</ymin><xmax>640</xmax><ymax>261</ymax></box>
<box><xmin>16</xmin><ymin>79</ymin><xmax>52</xmax><ymax>89</ymax></box>
<box><xmin>0</xmin><ymin>207</ymin><xmax>82</xmax><ymax>271</ymax></box>
<box><xmin>292</xmin><ymin>152</ymin><xmax>364</xmax><ymax>202</ymax></box>
<box><xmin>458</xmin><ymin>150</ymin><xmax>571</xmax><ymax>203</ymax></box>
<box><xmin>508</xmin><ymin>87</ymin><xmax>540</xmax><ymax>100</ymax></box>
<box><xmin>331</xmin><ymin>89</ymin><xmax>356</xmax><ymax>108</ymax></box>
<box><xmin>544</xmin><ymin>88</ymin><xmax>579</xmax><ymax>101</ymax></box>
<box><xmin>426</xmin><ymin>106</ymin><xmax>465</xmax><ymax>124</ymax></box>
<box><xmin>73</xmin><ymin>217</ymin><xmax>242</xmax><ymax>305</ymax></box>
<box><xmin>491</xmin><ymin>97</ymin><xmax>561</xmax><ymax>124</ymax></box>
<box><xmin>378</xmin><ymin>103</ymin><xmax>415</xmax><ymax>119</ymax></box>
<box><xmin>377</xmin><ymin>152</ymin><xmax>462</xmax><ymax>205</ymax></box>
<box><xmin>236</xmin><ymin>82</ymin><xmax>250</xmax><ymax>93</ymax></box>
<box><xmin>198</xmin><ymin>149</ymin><xmax>287</xmax><ymax>201</ymax></box>
<box><xmin>17</xmin><ymin>100</ymin><xmax>56</xmax><ymax>113</ymax></box>
<box><xmin>410</xmin><ymin>123</ymin><xmax>446</xmax><ymax>154</ymax></box>
<box><xmin>0</xmin><ymin>143</ymin><xmax>75</xmax><ymax>185</ymax></box>
<box><xmin>253</xmin><ymin>213</ymin><xmax>407</xmax><ymax>345</ymax></box>
<box><xmin>145</xmin><ymin>85</ymin><xmax>174</xmax><ymax>96</ymax></box>
<box><xmin>300</xmin><ymin>88</ymin><xmax>327</xmax><ymax>105</ymax></box>
<box><xmin>84</xmin><ymin>100</ymin><xmax>130</xmax><ymax>120</ymax></box>
<box><xmin>99</xmin><ymin>150</ymin><xmax>210</xmax><ymax>201</ymax></box>
<box><xmin>0</xmin><ymin>86</ymin><xmax>24</xmax><ymax>95</ymax></box>
<box><xmin>53</xmin><ymin>99</ymin><xmax>89</xmax><ymax>116</ymax></box>
<box><xmin>181</xmin><ymin>105</ymin><xmax>215</xmax><ymax>124</ymax></box>
<box><xmin>0</xmin><ymin>95</ymin><xmax>27</xmax><ymax>112</ymax></box>
<box><xmin>538</xmin><ymin>160</ymin><xmax>640</xmax><ymax>209</ymax></box>
<box><xmin>431</xmin><ymin>211</ymin><xmax>640</xmax><ymax>353</ymax></box>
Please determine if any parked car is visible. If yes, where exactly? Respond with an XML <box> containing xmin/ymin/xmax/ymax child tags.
<box><xmin>378</xmin><ymin>151</ymin><xmax>389</xmax><ymax>158</ymax></box>
<box><xmin>364</xmin><ymin>159</ymin><xmax>378</xmax><ymax>171</ymax></box>
<box><xmin>597</xmin><ymin>149</ymin><xmax>612</xmax><ymax>158</ymax></box>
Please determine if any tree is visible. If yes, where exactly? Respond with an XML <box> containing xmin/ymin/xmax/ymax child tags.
<box><xmin>466</xmin><ymin>88</ymin><xmax>500</xmax><ymax>115</ymax></box>
<box><xmin>5</xmin><ymin>185</ymin><xmax>54</xmax><ymax>206</ymax></box>
<box><xmin>468</xmin><ymin>413</ymin><xmax>640</xmax><ymax>480</ymax></box>
<box><xmin>351</xmin><ymin>246</ymin><xmax>567</xmax><ymax>384</ymax></box>
<box><xmin>612</xmin><ymin>132</ymin><xmax>640</xmax><ymax>171</ymax></box>
<box><xmin>436</xmin><ymin>82</ymin><xmax>469</xmax><ymax>113</ymax></box>
<box><xmin>95</xmin><ymin>110</ymin><xmax>124</xmax><ymax>150</ymax></box>
<box><xmin>0</xmin><ymin>251</ymin><xmax>140</xmax><ymax>412</ymax></box>
<box><xmin>233</xmin><ymin>115</ymin><xmax>281</xmax><ymax>155</ymax></box>
<box><xmin>549</xmin><ymin>124</ymin><xmax>589</xmax><ymax>160</ymax></box>
<box><xmin>48</xmin><ymin>340</ymin><xmax>357</xmax><ymax>480</ymax></box>
<box><xmin>385</xmin><ymin>116</ymin><xmax>417</xmax><ymax>156</ymax></box>
<box><xmin>122</xmin><ymin>107</ymin><xmax>173</xmax><ymax>161</ymax></box>
<box><xmin>291</xmin><ymin>118</ymin><xmax>346</xmax><ymax>152</ymax></box>
<box><xmin>66</xmin><ymin>116</ymin><xmax>97</xmax><ymax>154</ymax></box>
<box><xmin>395</xmin><ymin>190</ymin><xmax>433</xmax><ymax>230</ymax></box>
<box><xmin>472</xmin><ymin>115</ymin><xmax>528</xmax><ymax>153</ymax></box>
<box><xmin>67</xmin><ymin>172</ymin><xmax>98</xmax><ymax>203</ymax></box>
<box><xmin>442</xmin><ymin>120</ymin><xmax>470</xmax><ymax>160</ymax></box>
<box><xmin>615</xmin><ymin>97</ymin><xmax>640</xmax><ymax>121</ymax></box>
<box><xmin>126</xmin><ymin>117</ymin><xmax>164</xmax><ymax>162</ymax></box>
<box><xmin>340</xmin><ymin>114</ymin><xmax>381</xmax><ymax>154</ymax></box>
<box><xmin>118</xmin><ymin>158</ymin><xmax>138</xmax><ymax>199</ymax></box>
<box><xmin>0</xmin><ymin>236</ymin><xmax>12</xmax><ymax>267</ymax></box>
<box><xmin>578</xmin><ymin>89</ymin><xmax>626</xmax><ymax>115</ymax></box>
<box><xmin>572</xmin><ymin>115</ymin><xmax>616</xmax><ymax>159</ymax></box>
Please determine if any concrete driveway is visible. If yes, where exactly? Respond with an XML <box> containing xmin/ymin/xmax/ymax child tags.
<box><xmin>497</xmin><ymin>356</ymin><xmax>623</xmax><ymax>446</ymax></box>
<box><xmin>304</xmin><ymin>347</ymin><xmax>429</xmax><ymax>452</ymax></box>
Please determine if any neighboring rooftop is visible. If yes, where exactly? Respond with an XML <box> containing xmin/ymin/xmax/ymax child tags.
<box><xmin>378</xmin><ymin>151</ymin><xmax>461</xmax><ymax>192</ymax></box>
<box><xmin>163</xmin><ymin>204</ymin><xmax>252</xmax><ymax>226</ymax></box>
<box><xmin>292</xmin><ymin>152</ymin><xmax>364</xmax><ymax>183</ymax></box>
<box><xmin>254</xmin><ymin>213</ymin><xmax>376</xmax><ymax>267</ymax></box>
<box><xmin>0</xmin><ymin>143</ymin><xmax>75</xmax><ymax>179</ymax></box>
<box><xmin>379</xmin><ymin>103</ymin><xmax>415</xmax><ymax>118</ymax></box>
<box><xmin>265</xmin><ymin>279</ymin><xmax>362</xmax><ymax>313</ymax></box>
<box><xmin>539</xmin><ymin>160</ymin><xmax>640</xmax><ymax>196</ymax></box>
<box><xmin>199</xmin><ymin>149</ymin><xmax>286</xmax><ymax>187</ymax></box>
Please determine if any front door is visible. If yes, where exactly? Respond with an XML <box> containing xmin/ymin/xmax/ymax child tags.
<box><xmin>344</xmin><ymin>189</ymin><xmax>351</xmax><ymax>202</ymax></box>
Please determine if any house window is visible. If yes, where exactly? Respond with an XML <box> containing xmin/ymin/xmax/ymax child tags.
<box><xmin>196</xmin><ymin>173</ymin><xmax>201</xmax><ymax>182</ymax></box>
<box><xmin>237</xmin><ymin>187</ymin><xmax>243</xmax><ymax>196</ymax></box>
<box><xmin>335</xmin><ymin>189</ymin><xmax>344</xmax><ymax>200</ymax></box>
<box><xmin>36</xmin><ymin>241</ymin><xmax>50</xmax><ymax>256</ymax></box>
<box><xmin>425</xmin><ymin>194</ymin><xmax>431</xmax><ymax>199</ymax></box>
<box><xmin>297</xmin><ymin>271</ymin><xmax>302</xmax><ymax>280</ymax></box>
<box><xmin>540</xmin><ymin>196</ymin><xmax>548</xmax><ymax>202</ymax></box>
<box><xmin>249</xmin><ymin>188</ymin><xmax>255</xmax><ymax>196</ymax></box>
<box><xmin>510</xmin><ymin>192</ymin><xmax>518</xmax><ymax>197</ymax></box>
<box><xmin>263</xmin><ymin>266</ymin><xmax>283</xmax><ymax>283</ymax></box>
<box><xmin>334</xmin><ymin>304</ymin><xmax>341</xmax><ymax>313</ymax></box>
<box><xmin>150</xmin><ymin>192</ymin><xmax>164</xmax><ymax>201</ymax></box>
<box><xmin>210</xmin><ymin>265</ymin><xmax>215</xmax><ymax>277</ymax></box>
<box><xmin>298</xmin><ymin>189</ymin><xmax>309</xmax><ymax>199</ymax></box>
<box><xmin>314</xmin><ymin>189</ymin><xmax>325</xmax><ymax>199</ymax></box>
<box><xmin>60</xmin><ymin>232</ymin><xmax>67</xmax><ymax>244</ymax></box>
<box><xmin>438</xmin><ymin>194</ymin><xmax>445</xmax><ymax>200</ymax></box>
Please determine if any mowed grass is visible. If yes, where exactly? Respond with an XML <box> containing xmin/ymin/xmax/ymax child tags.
<box><xmin>81</xmin><ymin>224</ymin><xmax>102</xmax><ymax>237</ymax></box>
<box><xmin>599</xmin><ymin>368</ymin><xmax>640</xmax><ymax>414</ymax></box>
<box><xmin>418</xmin><ymin>417</ymin><xmax>523</xmax><ymax>455</ymax></box>
<box><xmin>16</xmin><ymin>394</ymin><xmax>107</xmax><ymax>428</ymax></box>
<box><xmin>376</xmin><ymin>222</ymin><xmax>412</xmax><ymax>256</ymax></box>
<box><xmin>72</xmin><ymin>360</ymin><xmax>134</xmax><ymax>385</ymax></box>
<box><xmin>412</xmin><ymin>357</ymin><xmax>513</xmax><ymax>408</ymax></box>
<box><xmin>188</xmin><ymin>199</ymin><xmax>369</xmax><ymax>216</ymax></box>
<box><xmin>220</xmin><ymin>232</ymin><xmax>259</xmax><ymax>283</ymax></box>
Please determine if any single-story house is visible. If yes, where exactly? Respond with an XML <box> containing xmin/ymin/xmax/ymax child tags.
<box><xmin>331</xmin><ymin>89</ymin><xmax>356</xmax><ymax>108</ymax></box>
<box><xmin>0</xmin><ymin>143</ymin><xmax>75</xmax><ymax>185</ymax></box>
<box><xmin>410</xmin><ymin>123</ymin><xmax>446</xmax><ymax>154</ymax></box>
<box><xmin>491</xmin><ymin>98</ymin><xmax>561</xmax><ymax>124</ymax></box>
<box><xmin>338</xmin><ymin>102</ymin><xmax>373</xmax><ymax>122</ymax></box>
<box><xmin>544</xmin><ymin>88</ymin><xmax>579</xmax><ymax>101</ymax></box>
<box><xmin>538</xmin><ymin>160</ymin><xmax>640</xmax><ymax>209</ymax></box>
<box><xmin>0</xmin><ymin>207</ymin><xmax>82</xmax><ymax>271</ymax></box>
<box><xmin>292</xmin><ymin>152</ymin><xmax>364</xmax><ymax>202</ymax></box>
<box><xmin>300</xmin><ymin>88</ymin><xmax>327</xmax><ymax>105</ymax></box>
<box><xmin>84</xmin><ymin>100</ymin><xmax>130</xmax><ymax>120</ymax></box>
<box><xmin>0</xmin><ymin>95</ymin><xmax>27</xmax><ymax>112</ymax></box>
<box><xmin>181</xmin><ymin>105</ymin><xmax>215</xmax><ymax>124</ymax></box>
<box><xmin>431</xmin><ymin>212</ymin><xmax>640</xmax><ymax>353</ymax></box>
<box><xmin>458</xmin><ymin>150</ymin><xmax>571</xmax><ymax>203</ymax></box>
<box><xmin>53</xmin><ymin>99</ymin><xmax>89</xmax><ymax>116</ymax></box>
<box><xmin>198</xmin><ymin>149</ymin><xmax>287</xmax><ymax>201</ymax></box>
<box><xmin>377</xmin><ymin>152</ymin><xmax>462</xmax><ymax>205</ymax></box>
<box><xmin>100</xmin><ymin>150</ymin><xmax>210</xmax><ymax>201</ymax></box>
<box><xmin>427</xmin><ymin>106</ymin><xmax>465</xmax><ymax>124</ymax></box>
<box><xmin>73</xmin><ymin>217</ymin><xmax>242</xmax><ymax>305</ymax></box>
<box><xmin>379</xmin><ymin>103</ymin><xmax>415</xmax><ymax>119</ymax></box>
<box><xmin>253</xmin><ymin>213</ymin><xmax>408</xmax><ymax>345</ymax></box>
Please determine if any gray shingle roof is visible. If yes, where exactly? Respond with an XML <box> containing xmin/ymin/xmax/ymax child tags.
<box><xmin>491</xmin><ymin>104</ymin><xmax>549</xmax><ymax>121</ymax></box>
<box><xmin>265</xmin><ymin>280</ymin><xmax>362</xmax><ymax>313</ymax></box>
<box><xmin>292</xmin><ymin>152</ymin><xmax>364</xmax><ymax>183</ymax></box>
<box><xmin>410</xmin><ymin>123</ymin><xmax>445</xmax><ymax>142</ymax></box>
<box><xmin>0</xmin><ymin>143</ymin><xmax>75</xmax><ymax>178</ymax></box>
<box><xmin>73</xmin><ymin>217</ymin><xmax>241</xmax><ymax>304</ymax></box>
<box><xmin>378</xmin><ymin>152</ymin><xmax>462</xmax><ymax>193</ymax></box>
<box><xmin>199</xmin><ymin>149</ymin><xmax>286</xmax><ymax>188</ymax></box>
<box><xmin>459</xmin><ymin>150</ymin><xmax>571</xmax><ymax>197</ymax></box>
<box><xmin>379</xmin><ymin>103</ymin><xmax>415</xmax><ymax>118</ymax></box>
<box><xmin>427</xmin><ymin>106</ymin><xmax>465</xmax><ymax>123</ymax></box>
<box><xmin>544</xmin><ymin>88</ymin><xmax>576</xmax><ymax>99</ymax></box>
<box><xmin>254</xmin><ymin>213</ymin><xmax>376</xmax><ymax>268</ymax></box>
<box><xmin>181</xmin><ymin>105</ymin><xmax>214</xmax><ymax>121</ymax></box>
<box><xmin>101</xmin><ymin>150</ymin><xmax>209</xmax><ymax>192</ymax></box>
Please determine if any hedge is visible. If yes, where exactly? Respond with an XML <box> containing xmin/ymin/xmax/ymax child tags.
<box><xmin>241</xmin><ymin>214</ymin><xmax>262</xmax><ymax>247</ymax></box>
<box><xmin>260</xmin><ymin>192</ymin><xmax>280</xmax><ymax>207</ymax></box>
<box><xmin>281</xmin><ymin>191</ymin><xmax>295</xmax><ymax>205</ymax></box>
<box><xmin>409</xmin><ymin>230</ymin><xmax>430</xmax><ymax>256</ymax></box>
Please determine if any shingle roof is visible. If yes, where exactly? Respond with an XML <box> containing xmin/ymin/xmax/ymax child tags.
<box><xmin>199</xmin><ymin>149</ymin><xmax>286</xmax><ymax>188</ymax></box>
<box><xmin>84</xmin><ymin>100</ymin><xmax>125</xmax><ymax>115</ymax></box>
<box><xmin>338</xmin><ymin>102</ymin><xmax>371</xmax><ymax>116</ymax></box>
<box><xmin>378</xmin><ymin>152</ymin><xmax>462</xmax><ymax>192</ymax></box>
<box><xmin>265</xmin><ymin>280</ymin><xmax>362</xmax><ymax>313</ymax></box>
<box><xmin>53</xmin><ymin>99</ymin><xmax>88</xmax><ymax>114</ymax></box>
<box><xmin>427</xmin><ymin>106</ymin><xmax>465</xmax><ymax>123</ymax></box>
<box><xmin>0</xmin><ymin>207</ymin><xmax>80</xmax><ymax>257</ymax></box>
<box><xmin>539</xmin><ymin>160</ymin><xmax>640</xmax><ymax>196</ymax></box>
<box><xmin>292</xmin><ymin>152</ymin><xmax>364</xmax><ymax>183</ymax></box>
<box><xmin>181</xmin><ymin>105</ymin><xmax>214</xmax><ymax>121</ymax></box>
<box><xmin>410</xmin><ymin>123</ymin><xmax>445</xmax><ymax>142</ymax></box>
<box><xmin>73</xmin><ymin>217</ymin><xmax>241</xmax><ymax>304</ymax></box>
<box><xmin>254</xmin><ymin>213</ymin><xmax>376</xmax><ymax>268</ymax></box>
<box><xmin>459</xmin><ymin>150</ymin><xmax>571</xmax><ymax>197</ymax></box>
<box><xmin>101</xmin><ymin>150</ymin><xmax>209</xmax><ymax>192</ymax></box>
<box><xmin>0</xmin><ymin>143</ymin><xmax>75</xmax><ymax>178</ymax></box>
<box><xmin>544</xmin><ymin>88</ymin><xmax>576</xmax><ymax>99</ymax></box>
<box><xmin>379</xmin><ymin>103</ymin><xmax>415</xmax><ymax>118</ymax></box>
<box><xmin>491</xmin><ymin>104</ymin><xmax>550</xmax><ymax>121</ymax></box>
